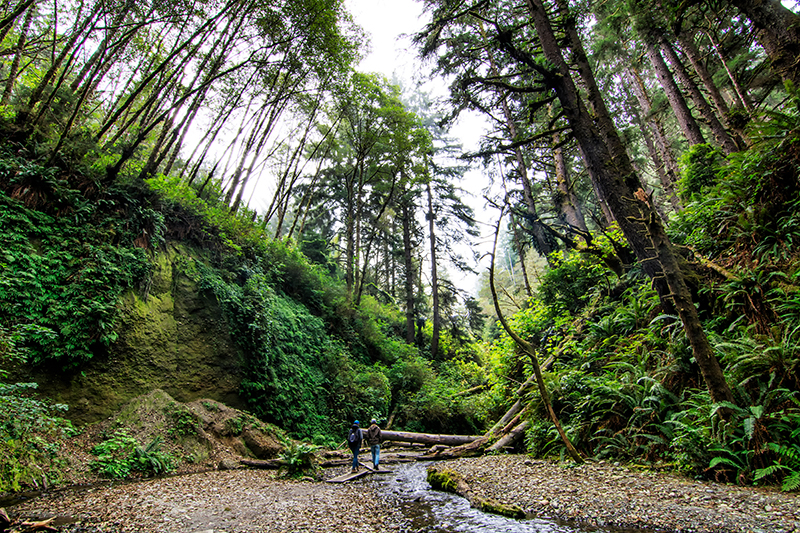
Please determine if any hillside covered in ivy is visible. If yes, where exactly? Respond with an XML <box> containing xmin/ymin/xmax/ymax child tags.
<box><xmin>1</xmin><ymin>0</ymin><xmax>799</xmax><ymax>496</ymax></box>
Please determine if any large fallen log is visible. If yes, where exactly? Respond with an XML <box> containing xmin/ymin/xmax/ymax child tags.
<box><xmin>486</xmin><ymin>420</ymin><xmax>530</xmax><ymax>453</ymax></box>
<box><xmin>420</xmin><ymin>436</ymin><xmax>488</xmax><ymax>460</ymax></box>
<box><xmin>380</xmin><ymin>430</ymin><xmax>481</xmax><ymax>446</ymax></box>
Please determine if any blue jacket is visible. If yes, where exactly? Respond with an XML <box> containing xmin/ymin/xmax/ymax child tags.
<box><xmin>347</xmin><ymin>425</ymin><xmax>362</xmax><ymax>450</ymax></box>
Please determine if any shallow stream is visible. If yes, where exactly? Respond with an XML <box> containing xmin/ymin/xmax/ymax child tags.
<box><xmin>372</xmin><ymin>462</ymin><xmax>608</xmax><ymax>533</ymax></box>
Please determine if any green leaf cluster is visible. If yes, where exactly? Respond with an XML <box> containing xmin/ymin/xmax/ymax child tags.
<box><xmin>89</xmin><ymin>430</ymin><xmax>175</xmax><ymax>479</ymax></box>
<box><xmin>0</xmin><ymin>165</ymin><xmax>153</xmax><ymax>367</ymax></box>
<box><xmin>0</xmin><ymin>382</ymin><xmax>73</xmax><ymax>492</ymax></box>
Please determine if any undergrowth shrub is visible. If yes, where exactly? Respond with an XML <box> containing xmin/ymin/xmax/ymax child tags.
<box><xmin>678</xmin><ymin>143</ymin><xmax>723</xmax><ymax>202</ymax></box>
<box><xmin>89</xmin><ymin>430</ymin><xmax>175</xmax><ymax>479</ymax></box>
<box><xmin>0</xmin><ymin>382</ymin><xmax>73</xmax><ymax>492</ymax></box>
<box><xmin>278</xmin><ymin>442</ymin><xmax>319</xmax><ymax>478</ymax></box>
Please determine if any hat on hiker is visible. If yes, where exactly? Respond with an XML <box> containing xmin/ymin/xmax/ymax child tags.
<box><xmin>370</xmin><ymin>418</ymin><xmax>377</xmax><ymax>424</ymax></box>
<box><xmin>353</xmin><ymin>420</ymin><xmax>360</xmax><ymax>425</ymax></box>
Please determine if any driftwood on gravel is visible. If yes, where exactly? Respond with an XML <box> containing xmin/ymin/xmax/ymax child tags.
<box><xmin>240</xmin><ymin>458</ymin><xmax>286</xmax><ymax>469</ymax></box>
<box><xmin>0</xmin><ymin>509</ymin><xmax>57</xmax><ymax>533</ymax></box>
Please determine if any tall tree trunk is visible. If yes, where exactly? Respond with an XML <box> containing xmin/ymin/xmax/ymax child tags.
<box><xmin>401</xmin><ymin>197</ymin><xmax>416</xmax><ymax>344</ymax></box>
<box><xmin>392</xmin><ymin>219</ymin><xmax>398</xmax><ymax>298</ymax></box>
<box><xmin>730</xmin><ymin>0</ymin><xmax>800</xmax><ymax>88</ymax></box>
<box><xmin>658</xmin><ymin>36</ymin><xmax>740</xmax><ymax>154</ymax></box>
<box><xmin>481</xmin><ymin>21</ymin><xmax>558</xmax><ymax>259</ymax></box>
<box><xmin>2</xmin><ymin>6</ymin><xmax>34</xmax><ymax>105</ymax></box>
<box><xmin>531</xmin><ymin>8</ymin><xmax>674</xmax><ymax>307</ymax></box>
<box><xmin>702</xmin><ymin>28</ymin><xmax>753</xmax><ymax>113</ymax></box>
<box><xmin>511</xmin><ymin>214</ymin><xmax>533</xmax><ymax>298</ymax></box>
<box><xmin>426</xmin><ymin>181</ymin><xmax>441</xmax><ymax>360</ymax></box>
<box><xmin>642</xmin><ymin>198</ymin><xmax>735</xmax><ymax>407</ymax></box>
<box><xmin>675</xmin><ymin>31</ymin><xmax>748</xmax><ymax>145</ymax></box>
<box><xmin>552</xmin><ymin>130</ymin><xmax>589</xmax><ymax>233</ymax></box>
<box><xmin>344</xmin><ymin>166</ymin><xmax>358</xmax><ymax>295</ymax></box>
<box><xmin>512</xmin><ymin>0</ymin><xmax>734</xmax><ymax>406</ymax></box>
<box><xmin>621</xmin><ymin>71</ymin><xmax>682</xmax><ymax>212</ymax></box>
<box><xmin>356</xmin><ymin>172</ymin><xmax>397</xmax><ymax>306</ymax></box>
<box><xmin>640</xmin><ymin>31</ymin><xmax>706</xmax><ymax>146</ymax></box>
<box><xmin>94</xmin><ymin>7</ymin><xmax>228</xmax><ymax>142</ymax></box>
<box><xmin>22</xmin><ymin>8</ymin><xmax>98</xmax><ymax>126</ymax></box>
<box><xmin>0</xmin><ymin>0</ymin><xmax>36</xmax><ymax>40</ymax></box>
<box><xmin>626</xmin><ymin>66</ymin><xmax>682</xmax><ymax>210</ymax></box>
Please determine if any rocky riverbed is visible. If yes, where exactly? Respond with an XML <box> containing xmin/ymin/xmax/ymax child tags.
<box><xmin>441</xmin><ymin>455</ymin><xmax>800</xmax><ymax>533</ymax></box>
<box><xmin>5</xmin><ymin>456</ymin><xmax>800</xmax><ymax>533</ymax></box>
<box><xmin>6</xmin><ymin>467</ymin><xmax>405</xmax><ymax>533</ymax></box>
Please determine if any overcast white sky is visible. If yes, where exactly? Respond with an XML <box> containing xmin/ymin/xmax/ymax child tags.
<box><xmin>345</xmin><ymin>0</ymin><xmax>496</xmax><ymax>292</ymax></box>
<box><xmin>345</xmin><ymin>0</ymin><xmax>498</xmax><ymax>292</ymax></box>
<box><xmin>344</xmin><ymin>0</ymin><xmax>488</xmax><ymax>153</ymax></box>
<box><xmin>345</xmin><ymin>0</ymin><xmax>424</xmax><ymax>81</ymax></box>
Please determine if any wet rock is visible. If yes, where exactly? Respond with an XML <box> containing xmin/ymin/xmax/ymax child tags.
<box><xmin>241</xmin><ymin>428</ymin><xmax>281</xmax><ymax>459</ymax></box>
<box><xmin>217</xmin><ymin>459</ymin><xmax>239</xmax><ymax>470</ymax></box>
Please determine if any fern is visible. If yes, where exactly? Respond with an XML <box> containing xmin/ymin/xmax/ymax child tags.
<box><xmin>783</xmin><ymin>471</ymin><xmax>800</xmax><ymax>492</ymax></box>
<box><xmin>753</xmin><ymin>439</ymin><xmax>800</xmax><ymax>492</ymax></box>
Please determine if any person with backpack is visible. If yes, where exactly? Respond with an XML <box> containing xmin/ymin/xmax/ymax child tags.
<box><xmin>365</xmin><ymin>418</ymin><xmax>382</xmax><ymax>470</ymax></box>
<box><xmin>347</xmin><ymin>420</ymin><xmax>363</xmax><ymax>473</ymax></box>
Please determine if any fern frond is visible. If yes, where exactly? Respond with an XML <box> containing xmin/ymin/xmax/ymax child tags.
<box><xmin>753</xmin><ymin>464</ymin><xmax>786</xmax><ymax>481</ymax></box>
<box><xmin>782</xmin><ymin>471</ymin><xmax>800</xmax><ymax>492</ymax></box>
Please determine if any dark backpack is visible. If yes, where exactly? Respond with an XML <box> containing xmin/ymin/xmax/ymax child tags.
<box><xmin>348</xmin><ymin>428</ymin><xmax>360</xmax><ymax>444</ymax></box>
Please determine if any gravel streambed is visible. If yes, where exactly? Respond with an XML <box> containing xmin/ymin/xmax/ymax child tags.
<box><xmin>7</xmin><ymin>468</ymin><xmax>405</xmax><ymax>533</ymax></box>
<box><xmin>6</xmin><ymin>456</ymin><xmax>800</xmax><ymax>533</ymax></box>
<box><xmin>442</xmin><ymin>455</ymin><xmax>800</xmax><ymax>533</ymax></box>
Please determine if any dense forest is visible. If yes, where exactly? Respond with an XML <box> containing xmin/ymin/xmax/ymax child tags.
<box><xmin>0</xmin><ymin>0</ymin><xmax>799</xmax><ymax>495</ymax></box>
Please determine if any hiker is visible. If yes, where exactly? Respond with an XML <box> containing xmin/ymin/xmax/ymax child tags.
<box><xmin>365</xmin><ymin>418</ymin><xmax>382</xmax><ymax>470</ymax></box>
<box><xmin>347</xmin><ymin>420</ymin><xmax>362</xmax><ymax>472</ymax></box>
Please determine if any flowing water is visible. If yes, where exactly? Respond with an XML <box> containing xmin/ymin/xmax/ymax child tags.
<box><xmin>372</xmin><ymin>462</ymin><xmax>606</xmax><ymax>533</ymax></box>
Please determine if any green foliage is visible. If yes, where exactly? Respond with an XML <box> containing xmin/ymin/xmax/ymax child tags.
<box><xmin>678</xmin><ymin>144</ymin><xmax>723</xmax><ymax>201</ymax></box>
<box><xmin>0</xmin><ymin>180</ymin><xmax>152</xmax><ymax>367</ymax></box>
<box><xmin>225</xmin><ymin>415</ymin><xmax>246</xmax><ymax>436</ymax></box>
<box><xmin>164</xmin><ymin>402</ymin><xmax>201</xmax><ymax>438</ymax></box>
<box><xmin>146</xmin><ymin>174</ymin><xmax>265</xmax><ymax>256</ymax></box>
<box><xmin>197</xmin><ymin>258</ymin><xmax>402</xmax><ymax>440</ymax></box>
<box><xmin>278</xmin><ymin>442</ymin><xmax>319</xmax><ymax>478</ymax></box>
<box><xmin>388</xmin><ymin>355</ymin><xmax>494</xmax><ymax>434</ymax></box>
<box><xmin>0</xmin><ymin>382</ymin><xmax>73</xmax><ymax>493</ymax></box>
<box><xmin>538</xmin><ymin>251</ymin><xmax>606</xmax><ymax>314</ymax></box>
<box><xmin>201</xmin><ymin>265</ymin><xmax>334</xmax><ymax>438</ymax></box>
<box><xmin>755</xmin><ymin>439</ymin><xmax>800</xmax><ymax>492</ymax></box>
<box><xmin>89</xmin><ymin>430</ymin><xmax>175</xmax><ymax>479</ymax></box>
